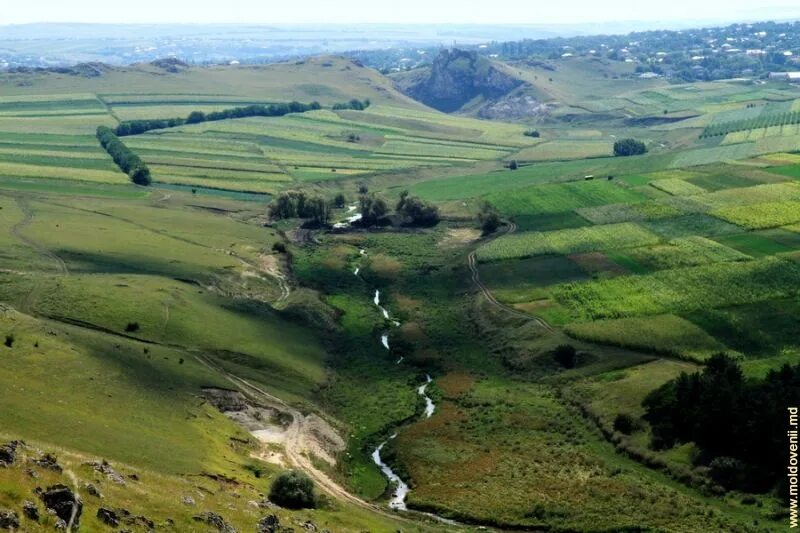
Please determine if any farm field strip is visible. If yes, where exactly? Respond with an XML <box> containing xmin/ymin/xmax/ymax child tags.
<box><xmin>476</xmin><ymin>222</ymin><xmax>661</xmax><ymax>262</ymax></box>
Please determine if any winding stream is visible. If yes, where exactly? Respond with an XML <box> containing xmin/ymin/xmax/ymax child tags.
<box><xmin>362</xmin><ymin>267</ymin><xmax>437</xmax><ymax>511</ymax></box>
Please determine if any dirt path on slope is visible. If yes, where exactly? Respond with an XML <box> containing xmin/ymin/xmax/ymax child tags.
<box><xmin>467</xmin><ymin>222</ymin><xmax>553</xmax><ymax>332</ymax></box>
<box><xmin>192</xmin><ymin>354</ymin><xmax>405</xmax><ymax>521</ymax></box>
<box><xmin>9</xmin><ymin>197</ymin><xmax>69</xmax><ymax>314</ymax></box>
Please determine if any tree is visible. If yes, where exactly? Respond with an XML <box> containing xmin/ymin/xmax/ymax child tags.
<box><xmin>359</xmin><ymin>193</ymin><xmax>388</xmax><ymax>226</ymax></box>
<box><xmin>553</xmin><ymin>344</ymin><xmax>577</xmax><ymax>368</ymax></box>
<box><xmin>333</xmin><ymin>193</ymin><xmax>346</xmax><ymax>208</ymax></box>
<box><xmin>508</xmin><ymin>160</ymin><xmax>518</xmax><ymax>170</ymax></box>
<box><xmin>396</xmin><ymin>194</ymin><xmax>439</xmax><ymax>227</ymax></box>
<box><xmin>269</xmin><ymin>470</ymin><xmax>316</xmax><ymax>509</ymax></box>
<box><xmin>357</xmin><ymin>183</ymin><xmax>369</xmax><ymax>195</ymax></box>
<box><xmin>185</xmin><ymin>110</ymin><xmax>207</xmax><ymax>124</ymax></box>
<box><xmin>613</xmin><ymin>138</ymin><xmax>648</xmax><ymax>157</ymax></box>
<box><xmin>478</xmin><ymin>203</ymin><xmax>501</xmax><ymax>235</ymax></box>
<box><xmin>305</xmin><ymin>195</ymin><xmax>331</xmax><ymax>225</ymax></box>
<box><xmin>129</xmin><ymin>166</ymin><xmax>151</xmax><ymax>186</ymax></box>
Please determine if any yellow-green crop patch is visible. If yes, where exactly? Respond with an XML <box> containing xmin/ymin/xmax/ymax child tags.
<box><xmin>566</xmin><ymin>314</ymin><xmax>729</xmax><ymax>361</ymax></box>
<box><xmin>625</xmin><ymin>236</ymin><xmax>750</xmax><ymax>270</ymax></box>
<box><xmin>553</xmin><ymin>257</ymin><xmax>800</xmax><ymax>320</ymax></box>
<box><xmin>712</xmin><ymin>200</ymin><xmax>800</xmax><ymax>229</ymax></box>
<box><xmin>477</xmin><ymin>222</ymin><xmax>660</xmax><ymax>262</ymax></box>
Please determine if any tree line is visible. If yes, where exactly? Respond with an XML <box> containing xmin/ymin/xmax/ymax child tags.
<box><xmin>96</xmin><ymin>126</ymin><xmax>151</xmax><ymax>185</ymax></box>
<box><xmin>114</xmin><ymin>98</ymin><xmax>372</xmax><ymax>137</ymax></box>
<box><xmin>642</xmin><ymin>353</ymin><xmax>800</xmax><ymax>494</ymax></box>
<box><xmin>113</xmin><ymin>101</ymin><xmax>323</xmax><ymax>136</ymax></box>
<box><xmin>331</xmin><ymin>99</ymin><xmax>371</xmax><ymax>111</ymax></box>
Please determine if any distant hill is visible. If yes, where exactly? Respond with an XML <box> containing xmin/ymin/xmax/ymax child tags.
<box><xmin>393</xmin><ymin>49</ymin><xmax>524</xmax><ymax>113</ymax></box>
<box><xmin>0</xmin><ymin>55</ymin><xmax>423</xmax><ymax>109</ymax></box>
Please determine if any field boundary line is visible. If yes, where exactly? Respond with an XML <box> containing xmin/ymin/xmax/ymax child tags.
<box><xmin>468</xmin><ymin>221</ymin><xmax>554</xmax><ymax>331</ymax></box>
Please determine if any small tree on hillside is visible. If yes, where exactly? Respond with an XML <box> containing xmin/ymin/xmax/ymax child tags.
<box><xmin>333</xmin><ymin>193</ymin><xmax>347</xmax><ymax>208</ymax></box>
<box><xmin>269</xmin><ymin>470</ymin><xmax>316</xmax><ymax>509</ymax></box>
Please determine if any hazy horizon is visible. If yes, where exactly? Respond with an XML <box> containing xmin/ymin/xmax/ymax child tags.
<box><xmin>3</xmin><ymin>0</ymin><xmax>800</xmax><ymax>28</ymax></box>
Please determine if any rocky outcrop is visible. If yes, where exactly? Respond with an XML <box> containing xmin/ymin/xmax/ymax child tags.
<box><xmin>477</xmin><ymin>93</ymin><xmax>553</xmax><ymax>121</ymax></box>
<box><xmin>38</xmin><ymin>485</ymin><xmax>82</xmax><ymax>527</ymax></box>
<box><xmin>0</xmin><ymin>441</ymin><xmax>23</xmax><ymax>467</ymax></box>
<box><xmin>150</xmin><ymin>57</ymin><xmax>190</xmax><ymax>73</ymax></box>
<box><xmin>402</xmin><ymin>49</ymin><xmax>523</xmax><ymax>113</ymax></box>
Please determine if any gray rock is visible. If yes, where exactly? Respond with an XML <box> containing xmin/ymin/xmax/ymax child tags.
<box><xmin>31</xmin><ymin>453</ymin><xmax>61</xmax><ymax>472</ymax></box>
<box><xmin>181</xmin><ymin>495</ymin><xmax>196</xmax><ymax>506</ymax></box>
<box><xmin>193</xmin><ymin>511</ymin><xmax>237</xmax><ymax>533</ymax></box>
<box><xmin>0</xmin><ymin>510</ymin><xmax>19</xmax><ymax>530</ymax></box>
<box><xmin>0</xmin><ymin>441</ymin><xmax>23</xmax><ymax>467</ymax></box>
<box><xmin>84</xmin><ymin>483</ymin><xmax>103</xmax><ymax>498</ymax></box>
<box><xmin>39</xmin><ymin>484</ymin><xmax>82</xmax><ymax>527</ymax></box>
<box><xmin>96</xmin><ymin>507</ymin><xmax>119</xmax><ymax>527</ymax></box>
<box><xmin>22</xmin><ymin>500</ymin><xmax>39</xmax><ymax>521</ymax></box>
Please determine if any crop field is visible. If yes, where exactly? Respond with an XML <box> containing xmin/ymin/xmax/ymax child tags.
<box><xmin>477</xmin><ymin>222</ymin><xmax>660</xmax><ymax>261</ymax></box>
<box><xmin>712</xmin><ymin>200</ymin><xmax>800</xmax><ymax>229</ymax></box>
<box><xmin>566</xmin><ymin>314</ymin><xmax>729</xmax><ymax>361</ymax></box>
<box><xmin>513</xmin><ymin>139</ymin><xmax>614</xmax><ymax>161</ymax></box>
<box><xmin>552</xmin><ymin>257</ymin><xmax>800</xmax><ymax>320</ymax></box>
<box><xmin>486</xmin><ymin>179</ymin><xmax>648</xmax><ymax>216</ymax></box>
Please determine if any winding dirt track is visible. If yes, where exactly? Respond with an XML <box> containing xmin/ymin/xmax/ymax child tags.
<box><xmin>467</xmin><ymin>222</ymin><xmax>554</xmax><ymax>332</ymax></box>
<box><xmin>9</xmin><ymin>197</ymin><xmax>69</xmax><ymax>314</ymax></box>
<box><xmin>192</xmin><ymin>355</ymin><xmax>407</xmax><ymax>523</ymax></box>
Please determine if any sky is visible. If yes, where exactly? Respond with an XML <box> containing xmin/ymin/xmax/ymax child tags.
<box><xmin>3</xmin><ymin>0</ymin><xmax>800</xmax><ymax>26</ymax></box>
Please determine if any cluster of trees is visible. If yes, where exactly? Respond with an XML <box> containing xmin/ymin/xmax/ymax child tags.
<box><xmin>269</xmin><ymin>185</ymin><xmax>439</xmax><ymax>228</ymax></box>
<box><xmin>96</xmin><ymin>126</ymin><xmax>151</xmax><ymax>185</ymax></box>
<box><xmin>613</xmin><ymin>138</ymin><xmax>648</xmax><ymax>157</ymax></box>
<box><xmin>114</xmin><ymin>101</ymin><xmax>323</xmax><ymax>136</ymax></box>
<box><xmin>523</xmin><ymin>129</ymin><xmax>541</xmax><ymax>138</ymax></box>
<box><xmin>269</xmin><ymin>191</ymin><xmax>332</xmax><ymax>224</ymax></box>
<box><xmin>643</xmin><ymin>353</ymin><xmax>800</xmax><ymax>493</ymax></box>
<box><xmin>332</xmin><ymin>99</ymin><xmax>371</xmax><ymax>111</ymax></box>
<box><xmin>396</xmin><ymin>191</ymin><xmax>440</xmax><ymax>227</ymax></box>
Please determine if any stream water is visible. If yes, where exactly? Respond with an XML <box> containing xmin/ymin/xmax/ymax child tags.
<box><xmin>364</xmin><ymin>273</ymin><xmax>438</xmax><ymax>511</ymax></box>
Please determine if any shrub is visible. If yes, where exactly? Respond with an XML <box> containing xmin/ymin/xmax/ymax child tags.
<box><xmin>124</xmin><ymin>322</ymin><xmax>140</xmax><ymax>333</ymax></box>
<box><xmin>523</xmin><ymin>130</ymin><xmax>541</xmax><ymax>138</ymax></box>
<box><xmin>553</xmin><ymin>344</ymin><xmax>577</xmax><ymax>368</ymax></box>
<box><xmin>508</xmin><ymin>160</ymin><xmax>519</xmax><ymax>170</ymax></box>
<box><xmin>613</xmin><ymin>413</ymin><xmax>637</xmax><ymax>435</ymax></box>
<box><xmin>272</xmin><ymin>242</ymin><xmax>287</xmax><ymax>254</ymax></box>
<box><xmin>269</xmin><ymin>470</ymin><xmax>316</xmax><ymax>509</ymax></box>
<box><xmin>478</xmin><ymin>203</ymin><xmax>501</xmax><ymax>235</ymax></box>
<box><xmin>4</xmin><ymin>335</ymin><xmax>13</xmax><ymax>348</ymax></box>
<box><xmin>185</xmin><ymin>110</ymin><xmax>207</xmax><ymax>124</ymax></box>
<box><xmin>613</xmin><ymin>138</ymin><xmax>648</xmax><ymax>157</ymax></box>
<box><xmin>333</xmin><ymin>193</ymin><xmax>346</xmax><ymax>208</ymax></box>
